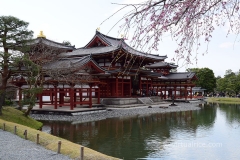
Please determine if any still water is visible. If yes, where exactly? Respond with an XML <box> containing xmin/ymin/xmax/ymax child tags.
<box><xmin>41</xmin><ymin>103</ymin><xmax>240</xmax><ymax>159</ymax></box>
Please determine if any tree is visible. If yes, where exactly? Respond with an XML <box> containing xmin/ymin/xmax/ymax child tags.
<box><xmin>105</xmin><ymin>0</ymin><xmax>240</xmax><ymax>64</ymax></box>
<box><xmin>14</xmin><ymin>55</ymin><xmax>42</xmax><ymax>116</ymax></box>
<box><xmin>216</xmin><ymin>69</ymin><xmax>240</xmax><ymax>96</ymax></box>
<box><xmin>62</xmin><ymin>40</ymin><xmax>72</xmax><ymax>46</ymax></box>
<box><xmin>0</xmin><ymin>16</ymin><xmax>33</xmax><ymax>115</ymax></box>
<box><xmin>187</xmin><ymin>67</ymin><xmax>216</xmax><ymax>93</ymax></box>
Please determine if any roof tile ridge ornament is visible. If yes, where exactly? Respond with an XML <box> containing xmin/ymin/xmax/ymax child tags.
<box><xmin>37</xmin><ymin>31</ymin><xmax>46</xmax><ymax>38</ymax></box>
<box><xmin>118</xmin><ymin>34</ymin><xmax>125</xmax><ymax>48</ymax></box>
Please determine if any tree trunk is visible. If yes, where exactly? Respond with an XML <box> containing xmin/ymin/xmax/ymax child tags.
<box><xmin>0</xmin><ymin>91</ymin><xmax>6</xmax><ymax>115</ymax></box>
<box><xmin>24</xmin><ymin>106</ymin><xmax>33</xmax><ymax>116</ymax></box>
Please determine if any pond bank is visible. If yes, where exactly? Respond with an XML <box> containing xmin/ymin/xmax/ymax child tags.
<box><xmin>31</xmin><ymin>101</ymin><xmax>202</xmax><ymax>124</ymax></box>
<box><xmin>207</xmin><ymin>97</ymin><xmax>240</xmax><ymax>104</ymax></box>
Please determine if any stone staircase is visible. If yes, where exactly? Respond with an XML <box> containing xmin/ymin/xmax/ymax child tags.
<box><xmin>138</xmin><ymin>97</ymin><xmax>154</xmax><ymax>104</ymax></box>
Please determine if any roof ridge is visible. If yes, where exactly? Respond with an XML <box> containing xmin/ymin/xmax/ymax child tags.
<box><xmin>96</xmin><ymin>30</ymin><xmax>122</xmax><ymax>41</ymax></box>
<box><xmin>35</xmin><ymin>37</ymin><xmax>75</xmax><ymax>48</ymax></box>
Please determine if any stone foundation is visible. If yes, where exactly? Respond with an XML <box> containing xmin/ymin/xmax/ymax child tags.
<box><xmin>101</xmin><ymin>96</ymin><xmax>163</xmax><ymax>105</ymax></box>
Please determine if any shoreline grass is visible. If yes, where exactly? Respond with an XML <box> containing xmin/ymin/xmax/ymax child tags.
<box><xmin>0</xmin><ymin>107</ymin><xmax>120</xmax><ymax>160</ymax></box>
<box><xmin>207</xmin><ymin>97</ymin><xmax>240</xmax><ymax>104</ymax></box>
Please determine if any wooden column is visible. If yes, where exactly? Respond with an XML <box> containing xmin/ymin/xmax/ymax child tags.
<box><xmin>70</xmin><ymin>85</ymin><xmax>74</xmax><ymax>110</ymax></box>
<box><xmin>121</xmin><ymin>76</ymin><xmax>124</xmax><ymax>97</ymax></box>
<box><xmin>180</xmin><ymin>84</ymin><xmax>182</xmax><ymax>99</ymax></box>
<box><xmin>51</xmin><ymin>89</ymin><xmax>54</xmax><ymax>105</ymax></box>
<box><xmin>174</xmin><ymin>86</ymin><xmax>177</xmax><ymax>99</ymax></box>
<box><xmin>190</xmin><ymin>87</ymin><xmax>193</xmax><ymax>99</ymax></box>
<box><xmin>59</xmin><ymin>89</ymin><xmax>64</xmax><ymax>107</ymax></box>
<box><xmin>164</xmin><ymin>85</ymin><xmax>167</xmax><ymax>99</ymax></box>
<box><xmin>104</xmin><ymin>77</ymin><xmax>108</xmax><ymax>97</ymax></box>
<box><xmin>39</xmin><ymin>92</ymin><xmax>43</xmax><ymax>109</ymax></box>
<box><xmin>54</xmin><ymin>85</ymin><xmax>58</xmax><ymax>109</ymax></box>
<box><xmin>79</xmin><ymin>88</ymin><xmax>82</xmax><ymax>104</ymax></box>
<box><xmin>184</xmin><ymin>86</ymin><xmax>187</xmax><ymax>100</ymax></box>
<box><xmin>89</xmin><ymin>84</ymin><xmax>92</xmax><ymax>108</ymax></box>
<box><xmin>146</xmin><ymin>78</ymin><xmax>149</xmax><ymax>96</ymax></box>
<box><xmin>139</xmin><ymin>76</ymin><xmax>142</xmax><ymax>96</ymax></box>
<box><xmin>129</xmin><ymin>76</ymin><xmax>132</xmax><ymax>97</ymax></box>
<box><xmin>18</xmin><ymin>87</ymin><xmax>22</xmax><ymax>106</ymax></box>
<box><xmin>74</xmin><ymin>88</ymin><xmax>76</xmax><ymax>108</ymax></box>
<box><xmin>116</xmin><ymin>76</ymin><xmax>119</xmax><ymax>97</ymax></box>
<box><xmin>97</xmin><ymin>86</ymin><xmax>100</xmax><ymax>104</ymax></box>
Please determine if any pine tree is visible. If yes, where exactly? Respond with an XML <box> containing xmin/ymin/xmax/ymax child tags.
<box><xmin>0</xmin><ymin>16</ymin><xmax>33</xmax><ymax>115</ymax></box>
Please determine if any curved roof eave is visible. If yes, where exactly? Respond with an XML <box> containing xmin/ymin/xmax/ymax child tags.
<box><xmin>58</xmin><ymin>46</ymin><xmax>120</xmax><ymax>58</ymax></box>
<box><xmin>29</xmin><ymin>37</ymin><xmax>76</xmax><ymax>50</ymax></box>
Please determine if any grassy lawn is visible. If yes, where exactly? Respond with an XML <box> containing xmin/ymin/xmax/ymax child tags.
<box><xmin>0</xmin><ymin>106</ymin><xmax>42</xmax><ymax>130</ymax></box>
<box><xmin>0</xmin><ymin>107</ymin><xmax>119</xmax><ymax>160</ymax></box>
<box><xmin>207</xmin><ymin>97</ymin><xmax>240</xmax><ymax>104</ymax></box>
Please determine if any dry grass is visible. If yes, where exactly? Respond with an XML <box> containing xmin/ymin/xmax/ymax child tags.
<box><xmin>0</xmin><ymin>119</ymin><xmax>120</xmax><ymax>160</ymax></box>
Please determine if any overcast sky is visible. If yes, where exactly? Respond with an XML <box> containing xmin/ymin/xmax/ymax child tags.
<box><xmin>1</xmin><ymin>0</ymin><xmax>240</xmax><ymax>77</ymax></box>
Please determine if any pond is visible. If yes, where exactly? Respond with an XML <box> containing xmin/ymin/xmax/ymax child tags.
<box><xmin>41</xmin><ymin>103</ymin><xmax>240</xmax><ymax>159</ymax></box>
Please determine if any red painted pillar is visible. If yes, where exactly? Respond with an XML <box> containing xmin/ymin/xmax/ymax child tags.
<box><xmin>106</xmin><ymin>77</ymin><xmax>109</xmax><ymax>97</ymax></box>
<box><xmin>74</xmin><ymin>88</ymin><xmax>76</xmax><ymax>108</ymax></box>
<box><xmin>89</xmin><ymin>84</ymin><xmax>92</xmax><ymax>108</ymax></box>
<box><xmin>185</xmin><ymin>86</ymin><xmax>187</xmax><ymax>100</ymax></box>
<box><xmin>59</xmin><ymin>89</ymin><xmax>64</xmax><ymax>107</ymax></box>
<box><xmin>54</xmin><ymin>85</ymin><xmax>58</xmax><ymax>109</ymax></box>
<box><xmin>174</xmin><ymin>87</ymin><xmax>177</xmax><ymax>99</ymax></box>
<box><xmin>164</xmin><ymin>86</ymin><xmax>167</xmax><ymax>99</ymax></box>
<box><xmin>190</xmin><ymin>87</ymin><xmax>193</xmax><ymax>99</ymax></box>
<box><xmin>129</xmin><ymin>76</ymin><xmax>132</xmax><ymax>97</ymax></box>
<box><xmin>116</xmin><ymin>76</ymin><xmax>118</xmax><ymax>97</ymax></box>
<box><xmin>146</xmin><ymin>78</ymin><xmax>149</xmax><ymax>96</ymax></box>
<box><xmin>51</xmin><ymin>88</ymin><xmax>53</xmax><ymax>105</ymax></box>
<box><xmin>121</xmin><ymin>76</ymin><xmax>124</xmax><ymax>97</ymax></box>
<box><xmin>139</xmin><ymin>76</ymin><xmax>142</xmax><ymax>96</ymax></box>
<box><xmin>79</xmin><ymin>88</ymin><xmax>82</xmax><ymax>105</ymax></box>
<box><xmin>18</xmin><ymin>87</ymin><xmax>22</xmax><ymax>106</ymax></box>
<box><xmin>70</xmin><ymin>85</ymin><xmax>74</xmax><ymax>110</ymax></box>
<box><xmin>39</xmin><ymin>92</ymin><xmax>43</xmax><ymax>109</ymax></box>
<box><xmin>97</xmin><ymin>86</ymin><xmax>100</xmax><ymax>104</ymax></box>
<box><xmin>180</xmin><ymin>84</ymin><xmax>182</xmax><ymax>99</ymax></box>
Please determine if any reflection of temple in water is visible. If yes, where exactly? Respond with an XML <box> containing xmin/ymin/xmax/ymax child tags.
<box><xmin>42</xmin><ymin>110</ymin><xmax>200</xmax><ymax>158</ymax></box>
<box><xmin>41</xmin><ymin>103</ymin><xmax>240</xmax><ymax>159</ymax></box>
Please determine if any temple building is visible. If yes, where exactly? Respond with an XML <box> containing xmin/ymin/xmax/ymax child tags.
<box><xmin>11</xmin><ymin>31</ymin><xmax>197</xmax><ymax>110</ymax></box>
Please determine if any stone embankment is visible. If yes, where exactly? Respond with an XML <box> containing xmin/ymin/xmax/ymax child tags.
<box><xmin>31</xmin><ymin>102</ymin><xmax>202</xmax><ymax>124</ymax></box>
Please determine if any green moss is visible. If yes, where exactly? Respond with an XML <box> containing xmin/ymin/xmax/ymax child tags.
<box><xmin>0</xmin><ymin>106</ymin><xmax>42</xmax><ymax>130</ymax></box>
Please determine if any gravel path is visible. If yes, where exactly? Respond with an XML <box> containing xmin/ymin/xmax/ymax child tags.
<box><xmin>0</xmin><ymin>129</ymin><xmax>72</xmax><ymax>160</ymax></box>
<box><xmin>31</xmin><ymin>102</ymin><xmax>202</xmax><ymax>123</ymax></box>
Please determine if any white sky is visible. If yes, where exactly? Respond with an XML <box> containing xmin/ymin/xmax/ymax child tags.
<box><xmin>1</xmin><ymin>0</ymin><xmax>240</xmax><ymax>77</ymax></box>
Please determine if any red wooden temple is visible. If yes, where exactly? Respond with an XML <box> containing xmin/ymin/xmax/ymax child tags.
<box><xmin>11</xmin><ymin>31</ymin><xmax>197</xmax><ymax>110</ymax></box>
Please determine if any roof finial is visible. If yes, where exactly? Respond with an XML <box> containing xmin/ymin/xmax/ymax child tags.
<box><xmin>97</xmin><ymin>27</ymin><xmax>100</xmax><ymax>31</ymax></box>
<box><xmin>37</xmin><ymin>31</ymin><xmax>46</xmax><ymax>38</ymax></box>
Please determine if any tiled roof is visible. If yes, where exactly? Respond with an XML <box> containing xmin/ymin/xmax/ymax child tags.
<box><xmin>145</xmin><ymin>61</ymin><xmax>178</xmax><ymax>68</ymax></box>
<box><xmin>96</xmin><ymin>31</ymin><xmax>168</xmax><ymax>60</ymax></box>
<box><xmin>62</xmin><ymin>31</ymin><xmax>167</xmax><ymax>61</ymax></box>
<box><xmin>28</xmin><ymin>37</ymin><xmax>76</xmax><ymax>50</ymax></box>
<box><xmin>139</xmin><ymin>70</ymin><xmax>163</xmax><ymax>77</ymax></box>
<box><xmin>43</xmin><ymin>55</ymin><xmax>107</xmax><ymax>74</ymax></box>
<box><xmin>163</xmin><ymin>72</ymin><xmax>196</xmax><ymax>80</ymax></box>
<box><xmin>58</xmin><ymin>46</ymin><xmax>118</xmax><ymax>57</ymax></box>
<box><xmin>93</xmin><ymin>31</ymin><xmax>122</xmax><ymax>47</ymax></box>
